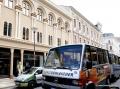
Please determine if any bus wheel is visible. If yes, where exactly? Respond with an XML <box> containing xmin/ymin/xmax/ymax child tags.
<box><xmin>86</xmin><ymin>82</ymin><xmax>96</xmax><ymax>89</ymax></box>
<box><xmin>42</xmin><ymin>84</ymin><xmax>50</xmax><ymax>89</ymax></box>
<box><xmin>106</xmin><ymin>76</ymin><xmax>111</xmax><ymax>84</ymax></box>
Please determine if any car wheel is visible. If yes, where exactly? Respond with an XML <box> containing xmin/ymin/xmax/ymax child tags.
<box><xmin>28</xmin><ymin>81</ymin><xmax>36</xmax><ymax>88</ymax></box>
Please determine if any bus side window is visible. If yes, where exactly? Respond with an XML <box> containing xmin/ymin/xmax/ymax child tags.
<box><xmin>90</xmin><ymin>46</ymin><xmax>98</xmax><ymax>66</ymax></box>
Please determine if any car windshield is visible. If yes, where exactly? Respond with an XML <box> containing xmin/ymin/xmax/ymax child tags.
<box><xmin>23</xmin><ymin>67</ymin><xmax>37</xmax><ymax>74</ymax></box>
<box><xmin>44</xmin><ymin>45</ymin><xmax>82</xmax><ymax>69</ymax></box>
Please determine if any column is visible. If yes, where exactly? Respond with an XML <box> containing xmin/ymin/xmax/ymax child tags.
<box><xmin>10</xmin><ymin>48</ymin><xmax>14</xmax><ymax>79</ymax></box>
<box><xmin>53</xmin><ymin>23</ymin><xmax>57</xmax><ymax>46</ymax></box>
<box><xmin>44</xmin><ymin>52</ymin><xmax>47</xmax><ymax>63</ymax></box>
<box><xmin>21</xmin><ymin>49</ymin><xmax>24</xmax><ymax>72</ymax></box>
<box><xmin>0</xmin><ymin>0</ymin><xmax>3</xmax><ymax>36</ymax></box>
<box><xmin>43</xmin><ymin>18</ymin><xmax>48</xmax><ymax>45</ymax></box>
<box><xmin>15</xmin><ymin>4</ymin><xmax>22</xmax><ymax>39</ymax></box>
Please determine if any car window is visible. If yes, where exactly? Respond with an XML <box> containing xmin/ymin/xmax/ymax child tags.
<box><xmin>36</xmin><ymin>70</ymin><xmax>42</xmax><ymax>74</ymax></box>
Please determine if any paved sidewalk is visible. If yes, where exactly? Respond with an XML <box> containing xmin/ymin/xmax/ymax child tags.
<box><xmin>111</xmin><ymin>79</ymin><xmax>120</xmax><ymax>88</ymax></box>
<box><xmin>0</xmin><ymin>78</ymin><xmax>15</xmax><ymax>89</ymax></box>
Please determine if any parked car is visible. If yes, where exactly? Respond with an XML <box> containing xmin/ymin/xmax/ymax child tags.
<box><xmin>15</xmin><ymin>67</ymin><xmax>43</xmax><ymax>88</ymax></box>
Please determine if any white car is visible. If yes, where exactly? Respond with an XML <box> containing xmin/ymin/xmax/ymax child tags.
<box><xmin>15</xmin><ymin>67</ymin><xmax>43</xmax><ymax>88</ymax></box>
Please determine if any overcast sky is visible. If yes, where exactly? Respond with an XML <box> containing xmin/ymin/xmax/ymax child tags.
<box><xmin>51</xmin><ymin>0</ymin><xmax>120</xmax><ymax>37</ymax></box>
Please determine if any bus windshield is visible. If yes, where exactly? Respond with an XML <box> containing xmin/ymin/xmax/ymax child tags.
<box><xmin>45</xmin><ymin>45</ymin><xmax>82</xmax><ymax>69</ymax></box>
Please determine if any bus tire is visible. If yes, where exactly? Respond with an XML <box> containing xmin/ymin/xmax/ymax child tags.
<box><xmin>106</xmin><ymin>75</ymin><xmax>111</xmax><ymax>84</ymax></box>
<box><xmin>86</xmin><ymin>82</ymin><xmax>96</xmax><ymax>89</ymax></box>
<box><xmin>42</xmin><ymin>84</ymin><xmax>50</xmax><ymax>89</ymax></box>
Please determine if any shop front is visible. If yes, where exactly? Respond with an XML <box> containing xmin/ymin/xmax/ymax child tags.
<box><xmin>23</xmin><ymin>51</ymin><xmax>44</xmax><ymax>71</ymax></box>
<box><xmin>0</xmin><ymin>48</ymin><xmax>10</xmax><ymax>78</ymax></box>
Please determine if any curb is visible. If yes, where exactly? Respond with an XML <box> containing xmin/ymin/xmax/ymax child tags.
<box><xmin>0</xmin><ymin>85</ymin><xmax>15</xmax><ymax>89</ymax></box>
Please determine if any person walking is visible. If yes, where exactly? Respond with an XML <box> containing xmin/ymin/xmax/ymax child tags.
<box><xmin>17</xmin><ymin>61</ymin><xmax>23</xmax><ymax>76</ymax></box>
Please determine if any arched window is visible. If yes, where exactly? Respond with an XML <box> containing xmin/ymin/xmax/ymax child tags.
<box><xmin>48</xmin><ymin>14</ymin><xmax>53</xmax><ymax>26</ymax></box>
<box><xmin>23</xmin><ymin>1</ymin><xmax>31</xmax><ymax>16</ymax></box>
<box><xmin>37</xmin><ymin>32</ymin><xmax>42</xmax><ymax>43</ymax></box>
<box><xmin>5</xmin><ymin>0</ymin><xmax>13</xmax><ymax>8</ymax></box>
<box><xmin>23</xmin><ymin>27</ymin><xmax>26</xmax><ymax>39</ymax></box>
<box><xmin>23</xmin><ymin>27</ymin><xmax>29</xmax><ymax>40</ymax></box>
<box><xmin>3</xmin><ymin>21</ymin><xmax>12</xmax><ymax>36</ymax></box>
<box><xmin>65</xmin><ymin>22</ymin><xmax>69</xmax><ymax>31</ymax></box>
<box><xmin>8</xmin><ymin>23</ymin><xmax>12</xmax><ymax>36</ymax></box>
<box><xmin>26</xmin><ymin>28</ymin><xmax>29</xmax><ymax>40</ymax></box>
<box><xmin>4</xmin><ymin>22</ymin><xmax>7</xmax><ymax>36</ymax></box>
<box><xmin>57</xmin><ymin>18</ymin><xmax>62</xmax><ymax>27</ymax></box>
<box><xmin>37</xmin><ymin>8</ymin><xmax>43</xmax><ymax>22</ymax></box>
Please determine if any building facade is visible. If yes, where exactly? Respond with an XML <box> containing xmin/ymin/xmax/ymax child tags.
<box><xmin>0</xmin><ymin>0</ymin><xmax>102</xmax><ymax>78</ymax></box>
<box><xmin>60</xmin><ymin>6</ymin><xmax>102</xmax><ymax>47</ymax></box>
<box><xmin>0</xmin><ymin>0</ymin><xmax>72</xmax><ymax>78</ymax></box>
<box><xmin>102</xmin><ymin>33</ymin><xmax>120</xmax><ymax>56</ymax></box>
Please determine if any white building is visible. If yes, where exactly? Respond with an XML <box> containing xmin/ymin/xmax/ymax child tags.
<box><xmin>102</xmin><ymin>33</ymin><xmax>120</xmax><ymax>56</ymax></box>
<box><xmin>0</xmin><ymin>0</ymin><xmax>102</xmax><ymax>78</ymax></box>
<box><xmin>59</xmin><ymin>6</ymin><xmax>102</xmax><ymax>47</ymax></box>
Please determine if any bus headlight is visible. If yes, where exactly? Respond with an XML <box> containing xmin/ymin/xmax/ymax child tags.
<box><xmin>42</xmin><ymin>76</ymin><xmax>46</xmax><ymax>80</ymax></box>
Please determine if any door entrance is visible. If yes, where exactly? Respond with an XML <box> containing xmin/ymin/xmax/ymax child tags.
<box><xmin>0</xmin><ymin>48</ymin><xmax>10</xmax><ymax>78</ymax></box>
<box><xmin>13</xmin><ymin>50</ymin><xmax>21</xmax><ymax>77</ymax></box>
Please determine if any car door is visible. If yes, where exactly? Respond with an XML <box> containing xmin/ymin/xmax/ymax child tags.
<box><xmin>35</xmin><ymin>69</ymin><xmax>43</xmax><ymax>84</ymax></box>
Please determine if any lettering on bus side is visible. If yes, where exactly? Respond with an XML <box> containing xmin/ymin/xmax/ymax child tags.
<box><xmin>44</xmin><ymin>71</ymin><xmax>74</xmax><ymax>77</ymax></box>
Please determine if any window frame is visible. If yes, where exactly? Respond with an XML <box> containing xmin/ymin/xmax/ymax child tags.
<box><xmin>37</xmin><ymin>8</ymin><xmax>43</xmax><ymax>22</ymax></box>
<box><xmin>3</xmin><ymin>21</ymin><xmax>12</xmax><ymax>37</ymax></box>
<box><xmin>48</xmin><ymin>14</ymin><xmax>53</xmax><ymax>26</ymax></box>
<box><xmin>5</xmin><ymin>0</ymin><xmax>13</xmax><ymax>8</ymax></box>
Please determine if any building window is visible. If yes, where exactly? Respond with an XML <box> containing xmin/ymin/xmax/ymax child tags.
<box><xmin>37</xmin><ymin>32</ymin><xmax>42</xmax><ymax>43</ymax></box>
<box><xmin>74</xmin><ymin>35</ymin><xmax>77</xmax><ymax>43</ymax></box>
<box><xmin>65</xmin><ymin>40</ymin><xmax>68</xmax><ymax>45</ymax></box>
<box><xmin>3</xmin><ymin>22</ymin><xmax>12</xmax><ymax>36</ymax></box>
<box><xmin>65</xmin><ymin>22</ymin><xmax>69</xmax><ymax>31</ymax></box>
<box><xmin>57</xmin><ymin>18</ymin><xmax>63</xmax><ymax>29</ymax></box>
<box><xmin>91</xmin><ymin>31</ymin><xmax>93</xmax><ymax>37</ymax></box>
<box><xmin>57</xmin><ymin>38</ymin><xmax>61</xmax><ymax>46</ymax></box>
<box><xmin>74</xmin><ymin>19</ymin><xmax>76</xmax><ymax>27</ymax></box>
<box><xmin>48</xmin><ymin>14</ymin><xmax>53</xmax><ymax>26</ymax></box>
<box><xmin>37</xmin><ymin>8</ymin><xmax>43</xmax><ymax>22</ymax></box>
<box><xmin>79</xmin><ymin>22</ymin><xmax>81</xmax><ymax>30</ymax></box>
<box><xmin>108</xmin><ymin>40</ymin><xmax>111</xmax><ymax>44</ymax></box>
<box><xmin>110</xmin><ymin>46</ymin><xmax>112</xmax><ymax>50</ymax></box>
<box><xmin>87</xmin><ymin>28</ymin><xmax>89</xmax><ymax>34</ymax></box>
<box><xmin>23</xmin><ymin>1</ymin><xmax>31</xmax><ymax>16</ymax></box>
<box><xmin>23</xmin><ymin>27</ymin><xmax>29</xmax><ymax>40</ymax></box>
<box><xmin>83</xmin><ymin>25</ymin><xmax>85</xmax><ymax>33</ymax></box>
<box><xmin>79</xmin><ymin>38</ymin><xmax>81</xmax><ymax>43</ymax></box>
<box><xmin>48</xmin><ymin>35</ymin><xmax>53</xmax><ymax>45</ymax></box>
<box><xmin>84</xmin><ymin>40</ymin><xmax>86</xmax><ymax>43</ymax></box>
<box><xmin>5</xmin><ymin>0</ymin><xmax>13</xmax><ymax>8</ymax></box>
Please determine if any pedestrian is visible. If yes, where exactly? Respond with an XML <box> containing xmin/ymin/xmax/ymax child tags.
<box><xmin>17</xmin><ymin>61</ymin><xmax>23</xmax><ymax>76</ymax></box>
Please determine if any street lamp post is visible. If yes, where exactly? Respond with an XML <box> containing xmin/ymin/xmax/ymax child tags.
<box><xmin>32</xmin><ymin>27</ymin><xmax>37</xmax><ymax>67</ymax></box>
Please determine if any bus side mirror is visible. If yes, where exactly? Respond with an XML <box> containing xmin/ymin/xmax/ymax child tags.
<box><xmin>86</xmin><ymin>61</ymin><xmax>92</xmax><ymax>69</ymax></box>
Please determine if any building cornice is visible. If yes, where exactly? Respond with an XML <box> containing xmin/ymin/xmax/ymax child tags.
<box><xmin>68</xmin><ymin>6</ymin><xmax>100</xmax><ymax>31</ymax></box>
<box><xmin>15</xmin><ymin>5</ymin><xmax>22</xmax><ymax>11</ymax></box>
<box><xmin>0</xmin><ymin>36</ymin><xmax>51</xmax><ymax>50</ymax></box>
<box><xmin>39</xmin><ymin>0</ymin><xmax>72</xmax><ymax>20</ymax></box>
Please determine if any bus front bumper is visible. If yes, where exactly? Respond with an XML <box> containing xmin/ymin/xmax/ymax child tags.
<box><xmin>42</xmin><ymin>81</ymin><xmax>81</xmax><ymax>89</ymax></box>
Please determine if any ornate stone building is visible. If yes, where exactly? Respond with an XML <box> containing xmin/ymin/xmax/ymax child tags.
<box><xmin>0</xmin><ymin>0</ymin><xmax>102</xmax><ymax>78</ymax></box>
<box><xmin>0</xmin><ymin>0</ymin><xmax>72</xmax><ymax>78</ymax></box>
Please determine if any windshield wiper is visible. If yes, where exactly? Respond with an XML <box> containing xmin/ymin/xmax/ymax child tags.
<box><xmin>56</xmin><ymin>66</ymin><xmax>72</xmax><ymax>71</ymax></box>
